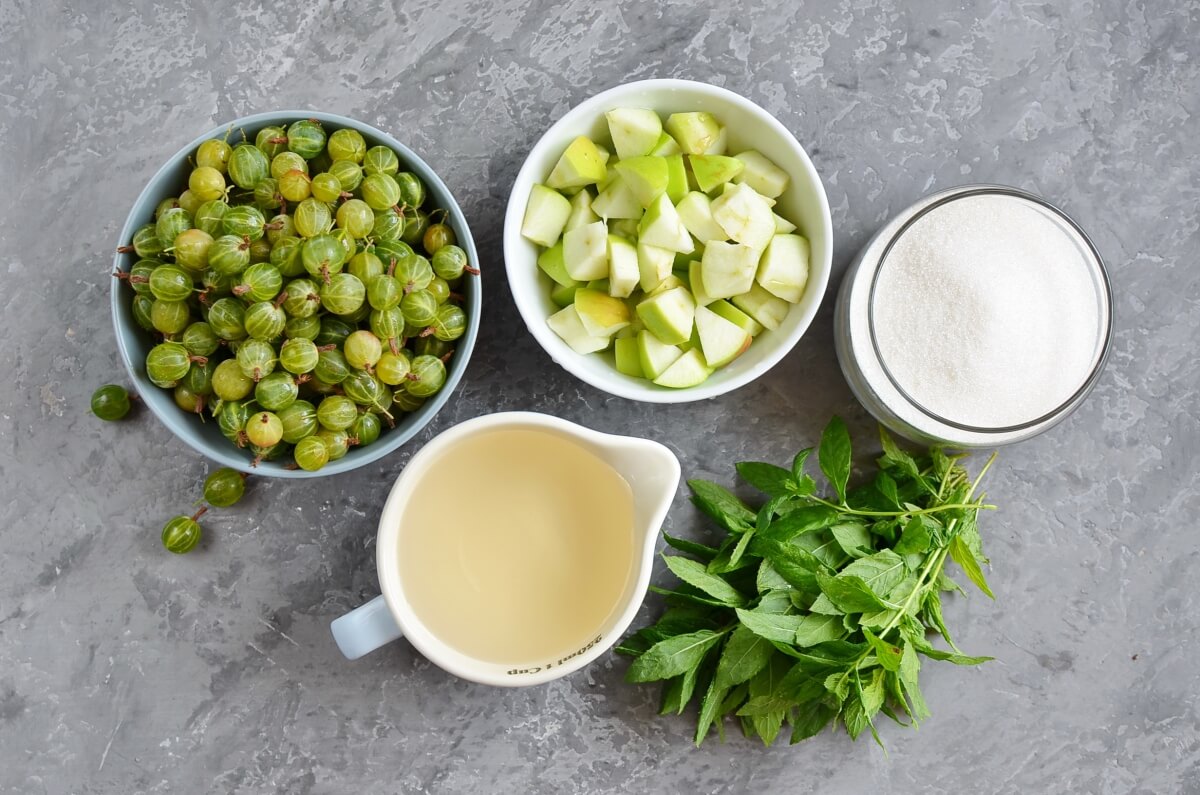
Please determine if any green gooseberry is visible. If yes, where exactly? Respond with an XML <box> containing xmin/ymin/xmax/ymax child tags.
<box><xmin>320</xmin><ymin>273</ymin><xmax>365</xmax><ymax>315</ymax></box>
<box><xmin>314</xmin><ymin>348</ymin><xmax>350</xmax><ymax>384</ymax></box>
<box><xmin>236</xmin><ymin>338</ymin><xmax>277</xmax><ymax>381</ymax></box>
<box><xmin>395</xmin><ymin>172</ymin><xmax>426</xmax><ymax>208</ymax></box>
<box><xmin>232</xmin><ymin>262</ymin><xmax>282</xmax><ymax>303</ymax></box>
<box><xmin>400</xmin><ymin>289</ymin><xmax>438</xmax><ymax>327</ymax></box>
<box><xmin>266</xmin><ymin>213</ymin><xmax>295</xmax><ymax>243</ymax></box>
<box><xmin>426</xmin><ymin>276</ymin><xmax>450</xmax><ymax>304</ymax></box>
<box><xmin>149</xmin><ymin>265</ymin><xmax>193</xmax><ymax>302</ymax></box>
<box><xmin>173</xmin><ymin>383</ymin><xmax>206</xmax><ymax>414</ymax></box>
<box><xmin>315</xmin><ymin>316</ymin><xmax>355</xmax><ymax>347</ymax></box>
<box><xmin>270</xmin><ymin>236</ymin><xmax>305</xmax><ymax>277</ymax></box>
<box><xmin>316</xmin><ymin>395</ymin><xmax>358</xmax><ymax>431</ymax></box>
<box><xmin>174</xmin><ymin>228</ymin><xmax>214</xmax><ymax>274</ymax></box>
<box><xmin>279</xmin><ymin>400</ymin><xmax>319</xmax><ymax>444</ymax></box>
<box><xmin>155</xmin><ymin>197</ymin><xmax>181</xmax><ymax>219</ymax></box>
<box><xmin>222</xmin><ymin>205</ymin><xmax>267</xmax><ymax>241</ymax></box>
<box><xmin>254</xmin><ymin>371</ymin><xmax>298</xmax><ymax>412</ymax></box>
<box><xmin>131</xmin><ymin>294</ymin><xmax>155</xmax><ymax>331</ymax></box>
<box><xmin>393</xmin><ymin>253</ymin><xmax>433</xmax><ymax>293</ymax></box>
<box><xmin>432</xmin><ymin>245</ymin><xmax>468</xmax><ymax>281</ymax></box>
<box><xmin>189</xmin><ymin>166</ymin><xmax>227</xmax><ymax>202</ymax></box>
<box><xmin>243</xmin><ymin>301</ymin><xmax>286</xmax><ymax>341</ymax></box>
<box><xmin>146</xmin><ymin>341</ymin><xmax>194</xmax><ymax>388</ymax></box>
<box><xmin>412</xmin><ymin>335</ymin><xmax>452</xmax><ymax>359</ymax></box>
<box><xmin>371</xmin><ymin>207</ymin><xmax>404</xmax><ymax>241</ymax></box>
<box><xmin>151</xmin><ymin>299</ymin><xmax>192</xmax><ymax>335</ymax></box>
<box><xmin>194</xmin><ymin>200</ymin><xmax>229</xmax><ymax>236</ymax></box>
<box><xmin>369</xmin><ymin>307</ymin><xmax>404</xmax><ymax>348</ymax></box>
<box><xmin>204</xmin><ymin>467</ymin><xmax>247</xmax><ymax>507</ymax></box>
<box><xmin>248</xmin><ymin>236</ymin><xmax>272</xmax><ymax>264</ymax></box>
<box><xmin>393</xmin><ymin>389</ymin><xmax>425</xmax><ymax>413</ymax></box>
<box><xmin>155</xmin><ymin>206</ymin><xmax>193</xmax><ymax>249</ymax></box>
<box><xmin>327</xmin><ymin>128</ymin><xmax>366</xmax><ymax>163</ymax></box>
<box><xmin>197</xmin><ymin>138</ymin><xmax>232</xmax><ymax>173</ymax></box>
<box><xmin>362</xmin><ymin>146</ymin><xmax>399</xmax><ymax>176</ymax></box>
<box><xmin>162</xmin><ymin>510</ymin><xmax>205</xmax><ymax>554</ymax></box>
<box><xmin>343</xmin><ymin>330</ymin><xmax>382</xmax><ymax>370</ymax></box>
<box><xmin>294</xmin><ymin>197</ymin><xmax>332</xmax><ymax>238</ymax></box>
<box><xmin>432</xmin><ymin>304</ymin><xmax>467</xmax><ymax>342</ymax></box>
<box><xmin>245</xmin><ymin>411</ymin><xmax>284</xmax><ymax>447</ymax></box>
<box><xmin>405</xmin><ymin>354</ymin><xmax>447</xmax><ymax>397</ymax></box>
<box><xmin>287</xmin><ymin>119</ymin><xmax>326</xmax><ymax>159</ymax></box>
<box><xmin>311</xmin><ymin>172</ymin><xmax>342</xmax><ymax>204</ymax></box>
<box><xmin>342</xmin><ymin>370</ymin><xmax>390</xmax><ymax>413</ymax></box>
<box><xmin>350</xmin><ymin>411</ymin><xmax>381</xmax><ymax>447</ymax></box>
<box><xmin>183</xmin><ymin>358</ymin><xmax>218</xmax><ymax>396</ymax></box>
<box><xmin>206</xmin><ymin>297</ymin><xmax>247</xmax><ymax>340</ymax></box>
<box><xmin>293</xmin><ymin>435</ymin><xmax>329</xmax><ymax>471</ymax></box>
<box><xmin>347</xmin><ymin>250</ymin><xmax>384</xmax><ymax>283</ymax></box>
<box><xmin>336</xmin><ymin>199</ymin><xmax>374</xmax><ymax>239</ymax></box>
<box><xmin>278</xmin><ymin>168</ymin><xmax>312</xmax><ymax>203</ymax></box>
<box><xmin>208</xmin><ymin>234</ymin><xmax>252</xmax><ymax>276</ymax></box>
<box><xmin>367</xmin><ymin>273</ymin><xmax>403</xmax><ymax>311</ymax></box>
<box><xmin>376</xmin><ymin>350</ymin><xmax>410</xmax><ymax>386</ymax></box>
<box><xmin>282</xmin><ymin>278</ymin><xmax>321</xmax><ymax>318</ymax></box>
<box><xmin>317</xmin><ymin>428</ymin><xmax>352</xmax><ymax>461</ymax></box>
<box><xmin>302</xmin><ymin>233</ymin><xmax>347</xmax><ymax>282</ymax></box>
<box><xmin>91</xmin><ymin>384</ymin><xmax>132</xmax><ymax>421</ymax></box>
<box><xmin>218</xmin><ymin>400</ymin><xmax>250</xmax><ymax>445</ymax></box>
<box><xmin>361</xmin><ymin>173</ymin><xmax>401</xmax><ymax>211</ymax></box>
<box><xmin>279</xmin><ymin>338</ymin><xmax>319</xmax><ymax>374</ymax></box>
<box><xmin>228</xmin><ymin>143</ymin><xmax>270</xmax><ymax>189</ymax></box>
<box><xmin>270</xmin><ymin>151</ymin><xmax>308</xmax><ymax>180</ymax></box>
<box><xmin>253</xmin><ymin>177</ymin><xmax>283</xmax><ymax>211</ymax></box>
<box><xmin>181</xmin><ymin>322</ymin><xmax>220</xmax><ymax>357</ymax></box>
<box><xmin>212</xmin><ymin>359</ymin><xmax>254</xmax><ymax>401</ymax></box>
<box><xmin>329</xmin><ymin>159</ymin><xmax>363</xmax><ymax>192</ymax></box>
<box><xmin>285</xmin><ymin>314</ymin><xmax>322</xmax><ymax>341</ymax></box>
<box><xmin>255</xmin><ymin>125</ymin><xmax>289</xmax><ymax>159</ymax></box>
<box><xmin>400</xmin><ymin>207</ymin><xmax>429</xmax><ymax>246</ymax></box>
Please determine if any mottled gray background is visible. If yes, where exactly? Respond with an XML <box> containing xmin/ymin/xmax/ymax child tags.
<box><xmin>1</xmin><ymin>0</ymin><xmax>1197</xmax><ymax>793</ymax></box>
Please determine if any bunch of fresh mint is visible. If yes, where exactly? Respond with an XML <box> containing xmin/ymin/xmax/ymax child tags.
<box><xmin>618</xmin><ymin>417</ymin><xmax>997</xmax><ymax>748</ymax></box>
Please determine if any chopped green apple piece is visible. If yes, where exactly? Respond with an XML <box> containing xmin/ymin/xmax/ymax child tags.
<box><xmin>648</xmin><ymin>131</ymin><xmax>682</xmax><ymax>157</ymax></box>
<box><xmin>605</xmin><ymin>108</ymin><xmax>662</xmax><ymax>160</ymax></box>
<box><xmin>688</xmin><ymin>154</ymin><xmax>744</xmax><ymax>193</ymax></box>
<box><xmin>565</xmin><ymin>189</ymin><xmax>600</xmax><ymax>232</ymax></box>
<box><xmin>665</xmin><ymin>154</ymin><xmax>687</xmax><ymax>204</ymax></box>
<box><xmin>586</xmin><ymin>278</ymin><xmax>610</xmax><ymax>293</ymax></box>
<box><xmin>613</xmin><ymin>336</ymin><xmax>643</xmax><ymax>377</ymax></box>
<box><xmin>595</xmin><ymin>144</ymin><xmax>611</xmax><ymax>165</ymax></box>
<box><xmin>665</xmin><ymin>112</ymin><xmax>722</xmax><ymax>155</ymax></box>
<box><xmin>547</xmin><ymin>304</ymin><xmax>610</xmax><ymax>354</ymax></box>
<box><xmin>731</xmin><ymin>282</ymin><xmax>790</xmax><ymax>331</ymax></box>
<box><xmin>733</xmin><ymin>150</ymin><xmax>790</xmax><ymax>198</ymax></box>
<box><xmin>563</xmin><ymin>221</ymin><xmax>609</xmax><ymax>281</ymax></box>
<box><xmin>703</xmin><ymin>125</ymin><xmax>728</xmax><ymax>155</ymax></box>
<box><xmin>773</xmin><ymin>212</ymin><xmax>796</xmax><ymax>234</ymax></box>
<box><xmin>521</xmin><ymin>184</ymin><xmax>572</xmax><ymax>247</ymax></box>
<box><xmin>688</xmin><ymin>260</ymin><xmax>721</xmax><ymax>308</ymax></box>
<box><xmin>675</xmin><ymin>191</ymin><xmax>728</xmax><ymax>243</ymax></box>
<box><xmin>700</xmin><ymin>240</ymin><xmax>760</xmax><ymax>299</ymax></box>
<box><xmin>614</xmin><ymin>156</ymin><xmax>669</xmax><ymax>207</ymax></box>
<box><xmin>711</xmin><ymin>182</ymin><xmax>775</xmax><ymax>250</ymax></box>
<box><xmin>607</xmin><ymin>235</ymin><xmax>640</xmax><ymax>298</ymax></box>
<box><xmin>756</xmin><ymin>234</ymin><xmax>810</xmax><ymax>303</ymax></box>
<box><xmin>591</xmin><ymin>173</ymin><xmax>643</xmax><ymax>220</ymax></box>
<box><xmin>709</xmin><ymin>299</ymin><xmax>764</xmax><ymax>337</ymax></box>
<box><xmin>673</xmin><ymin>242</ymin><xmax>703</xmax><ymax>271</ymax></box>
<box><xmin>575</xmin><ymin>288</ymin><xmax>631</xmax><ymax>337</ymax></box>
<box><xmin>550</xmin><ymin>283</ymin><xmax>579</xmax><ymax>308</ymax></box>
<box><xmin>637</xmin><ymin>240</ymin><xmax>675</xmax><ymax>292</ymax></box>
<box><xmin>653</xmin><ymin>348</ymin><xmax>711</xmax><ymax>388</ymax></box>
<box><xmin>637</xmin><ymin>330</ymin><xmax>683</xmax><ymax>379</ymax></box>
<box><xmin>537</xmin><ymin>242</ymin><xmax>577</xmax><ymax>288</ymax></box>
<box><xmin>647</xmin><ymin>272</ymin><xmax>686</xmax><ymax>296</ymax></box>
<box><xmin>636</xmin><ymin>286</ymin><xmax>695</xmax><ymax>345</ymax></box>
<box><xmin>637</xmin><ymin>194</ymin><xmax>694</xmax><ymax>254</ymax></box>
<box><xmin>694</xmin><ymin>304</ymin><xmax>751</xmax><ymax>368</ymax></box>
<box><xmin>546</xmin><ymin>136</ymin><xmax>608</xmax><ymax>190</ymax></box>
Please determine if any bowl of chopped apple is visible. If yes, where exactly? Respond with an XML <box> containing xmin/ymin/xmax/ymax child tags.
<box><xmin>503</xmin><ymin>79</ymin><xmax>832</xmax><ymax>402</ymax></box>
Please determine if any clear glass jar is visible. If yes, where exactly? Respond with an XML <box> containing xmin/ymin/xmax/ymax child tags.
<box><xmin>835</xmin><ymin>185</ymin><xmax>1113</xmax><ymax>447</ymax></box>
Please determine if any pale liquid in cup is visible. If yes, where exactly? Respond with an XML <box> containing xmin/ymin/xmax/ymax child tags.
<box><xmin>397</xmin><ymin>428</ymin><xmax>636</xmax><ymax>665</ymax></box>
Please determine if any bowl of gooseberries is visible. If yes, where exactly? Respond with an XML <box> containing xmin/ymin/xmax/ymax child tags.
<box><xmin>503</xmin><ymin>79</ymin><xmax>832</xmax><ymax>402</ymax></box>
<box><xmin>111</xmin><ymin>111</ymin><xmax>481</xmax><ymax>477</ymax></box>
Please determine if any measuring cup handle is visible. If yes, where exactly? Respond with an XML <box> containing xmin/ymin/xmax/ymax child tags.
<box><xmin>330</xmin><ymin>595</ymin><xmax>403</xmax><ymax>660</ymax></box>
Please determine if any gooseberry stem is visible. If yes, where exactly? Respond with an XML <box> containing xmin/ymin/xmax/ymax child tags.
<box><xmin>191</xmin><ymin>506</ymin><xmax>208</xmax><ymax>522</ymax></box>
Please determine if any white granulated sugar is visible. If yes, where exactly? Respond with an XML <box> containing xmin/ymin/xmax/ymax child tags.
<box><xmin>871</xmin><ymin>194</ymin><xmax>1102</xmax><ymax>429</ymax></box>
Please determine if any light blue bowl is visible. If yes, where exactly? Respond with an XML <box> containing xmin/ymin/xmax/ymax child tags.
<box><xmin>111</xmin><ymin>111</ymin><xmax>482</xmax><ymax>478</ymax></box>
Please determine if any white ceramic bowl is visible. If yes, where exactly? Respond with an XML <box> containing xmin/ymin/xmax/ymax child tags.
<box><xmin>503</xmin><ymin>79</ymin><xmax>833</xmax><ymax>403</ymax></box>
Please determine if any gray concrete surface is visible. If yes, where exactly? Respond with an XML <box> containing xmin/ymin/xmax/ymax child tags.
<box><xmin>2</xmin><ymin>1</ymin><xmax>1198</xmax><ymax>793</ymax></box>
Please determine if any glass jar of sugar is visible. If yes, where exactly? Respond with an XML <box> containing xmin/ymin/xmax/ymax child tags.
<box><xmin>835</xmin><ymin>185</ymin><xmax>1113</xmax><ymax>447</ymax></box>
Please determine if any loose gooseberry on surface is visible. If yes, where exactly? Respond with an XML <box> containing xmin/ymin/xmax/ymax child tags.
<box><xmin>162</xmin><ymin>508</ymin><xmax>206</xmax><ymax>554</ymax></box>
<box><xmin>204</xmin><ymin>467</ymin><xmax>247</xmax><ymax>507</ymax></box>
<box><xmin>91</xmin><ymin>384</ymin><xmax>132</xmax><ymax>421</ymax></box>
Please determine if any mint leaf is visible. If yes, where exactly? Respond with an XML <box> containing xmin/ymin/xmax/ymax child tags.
<box><xmin>735</xmin><ymin>461</ymin><xmax>794</xmax><ymax>498</ymax></box>
<box><xmin>817</xmin><ymin>571</ymin><xmax>889</xmax><ymax>614</ymax></box>
<box><xmin>830</xmin><ymin>522</ymin><xmax>873</xmax><ymax>558</ymax></box>
<box><xmin>839</xmin><ymin>550</ymin><xmax>909</xmax><ymax>599</ymax></box>
<box><xmin>949</xmin><ymin>535</ymin><xmax>995</xmax><ymax>598</ymax></box>
<box><xmin>662</xmin><ymin>555</ymin><xmax>749</xmax><ymax>607</ymax></box>
<box><xmin>818</xmin><ymin>416</ymin><xmax>852</xmax><ymax>503</ymax></box>
<box><xmin>795</xmin><ymin>613</ymin><xmax>845</xmax><ymax>647</ymax></box>
<box><xmin>751</xmin><ymin>539</ymin><xmax>822</xmax><ymax>593</ymax></box>
<box><xmin>625</xmin><ymin>630</ymin><xmax>724</xmax><ymax>683</ymax></box>
<box><xmin>687</xmin><ymin>479</ymin><xmax>755</xmax><ymax>533</ymax></box>
<box><xmin>878</xmin><ymin>426</ymin><xmax>920</xmax><ymax>480</ymax></box>
<box><xmin>874</xmin><ymin>471</ymin><xmax>901</xmax><ymax>509</ymax></box>
<box><xmin>791</xmin><ymin>448</ymin><xmax>813</xmax><ymax>483</ymax></box>
<box><xmin>895</xmin><ymin>515</ymin><xmax>933</xmax><ymax>555</ymax></box>
<box><xmin>899</xmin><ymin>641</ymin><xmax>930</xmax><ymax>719</ymax></box>
<box><xmin>714</xmin><ymin>624</ymin><xmax>774</xmax><ymax>688</ymax></box>
<box><xmin>735</xmin><ymin>609</ymin><xmax>804</xmax><ymax>644</ymax></box>
<box><xmin>789</xmin><ymin>703</ymin><xmax>836</xmax><ymax>743</ymax></box>
<box><xmin>744</xmin><ymin>655</ymin><xmax>791</xmax><ymax>746</ymax></box>
<box><xmin>662</xmin><ymin>532</ymin><xmax>719</xmax><ymax>561</ymax></box>
<box><xmin>756</xmin><ymin>559</ymin><xmax>791</xmax><ymax>592</ymax></box>
<box><xmin>795</xmin><ymin>531</ymin><xmax>850</xmax><ymax>569</ymax></box>
<box><xmin>862</xmin><ymin>627</ymin><xmax>904</xmax><ymax>672</ymax></box>
<box><xmin>694</xmin><ymin>676</ymin><xmax>728</xmax><ymax>746</ymax></box>
<box><xmin>755</xmin><ymin>505</ymin><xmax>839</xmax><ymax>545</ymax></box>
<box><xmin>754</xmin><ymin>588</ymin><xmax>793</xmax><ymax>614</ymax></box>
